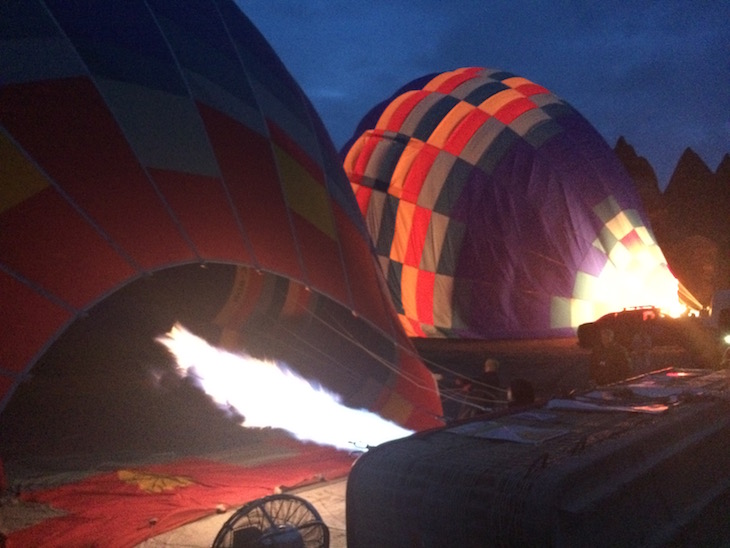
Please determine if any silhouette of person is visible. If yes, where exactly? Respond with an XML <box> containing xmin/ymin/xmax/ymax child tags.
<box><xmin>590</xmin><ymin>328</ymin><xmax>631</xmax><ymax>385</ymax></box>
<box><xmin>458</xmin><ymin>358</ymin><xmax>503</xmax><ymax>419</ymax></box>
<box><xmin>507</xmin><ymin>378</ymin><xmax>535</xmax><ymax>407</ymax></box>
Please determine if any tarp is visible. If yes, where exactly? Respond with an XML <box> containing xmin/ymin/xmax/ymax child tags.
<box><xmin>5</xmin><ymin>443</ymin><xmax>354</xmax><ymax>548</ymax></box>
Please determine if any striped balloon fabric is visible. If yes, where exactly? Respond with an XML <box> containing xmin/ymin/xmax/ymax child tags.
<box><xmin>344</xmin><ymin>67</ymin><xmax>677</xmax><ymax>339</ymax></box>
<box><xmin>0</xmin><ymin>0</ymin><xmax>442</xmax><ymax>430</ymax></box>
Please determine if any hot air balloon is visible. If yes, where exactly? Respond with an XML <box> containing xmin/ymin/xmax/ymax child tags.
<box><xmin>343</xmin><ymin>67</ymin><xmax>679</xmax><ymax>340</ymax></box>
<box><xmin>0</xmin><ymin>0</ymin><xmax>442</xmax><ymax>438</ymax></box>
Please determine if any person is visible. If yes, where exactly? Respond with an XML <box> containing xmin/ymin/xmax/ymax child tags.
<box><xmin>507</xmin><ymin>378</ymin><xmax>535</xmax><ymax>407</ymax></box>
<box><xmin>458</xmin><ymin>358</ymin><xmax>504</xmax><ymax>419</ymax></box>
<box><xmin>721</xmin><ymin>345</ymin><xmax>730</xmax><ymax>368</ymax></box>
<box><xmin>590</xmin><ymin>328</ymin><xmax>632</xmax><ymax>385</ymax></box>
<box><xmin>630</xmin><ymin>324</ymin><xmax>652</xmax><ymax>373</ymax></box>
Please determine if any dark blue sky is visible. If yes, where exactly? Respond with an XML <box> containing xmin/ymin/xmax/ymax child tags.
<box><xmin>240</xmin><ymin>1</ymin><xmax>728</xmax><ymax>190</ymax></box>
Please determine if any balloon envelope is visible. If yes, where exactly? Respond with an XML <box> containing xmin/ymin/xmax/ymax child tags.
<box><xmin>0</xmin><ymin>0</ymin><xmax>442</xmax><ymax>430</ymax></box>
<box><xmin>343</xmin><ymin>67</ymin><xmax>678</xmax><ymax>339</ymax></box>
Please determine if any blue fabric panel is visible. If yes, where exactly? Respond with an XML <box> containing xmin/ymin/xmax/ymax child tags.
<box><xmin>463</xmin><ymin>81</ymin><xmax>509</xmax><ymax>106</ymax></box>
<box><xmin>411</xmin><ymin>95</ymin><xmax>461</xmax><ymax>142</ymax></box>
<box><xmin>0</xmin><ymin>0</ymin><xmax>87</xmax><ymax>83</ymax></box>
<box><xmin>46</xmin><ymin>0</ymin><xmax>187</xmax><ymax>96</ymax></box>
<box><xmin>386</xmin><ymin>261</ymin><xmax>404</xmax><ymax>315</ymax></box>
<box><xmin>432</xmin><ymin>157</ymin><xmax>472</xmax><ymax>216</ymax></box>
<box><xmin>375</xmin><ymin>194</ymin><xmax>399</xmax><ymax>257</ymax></box>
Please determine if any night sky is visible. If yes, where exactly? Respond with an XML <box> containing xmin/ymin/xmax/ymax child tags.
<box><xmin>240</xmin><ymin>1</ymin><xmax>729</xmax><ymax>190</ymax></box>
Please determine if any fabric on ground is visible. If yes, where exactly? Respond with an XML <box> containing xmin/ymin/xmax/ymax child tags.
<box><xmin>4</xmin><ymin>444</ymin><xmax>355</xmax><ymax>548</ymax></box>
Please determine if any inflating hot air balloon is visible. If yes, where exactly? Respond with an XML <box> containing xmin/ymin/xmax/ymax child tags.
<box><xmin>343</xmin><ymin>67</ymin><xmax>680</xmax><ymax>339</ymax></box>
<box><xmin>0</xmin><ymin>0</ymin><xmax>442</xmax><ymax>433</ymax></box>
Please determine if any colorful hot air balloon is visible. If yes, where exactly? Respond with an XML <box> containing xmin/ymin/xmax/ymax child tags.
<box><xmin>343</xmin><ymin>67</ymin><xmax>679</xmax><ymax>339</ymax></box>
<box><xmin>0</xmin><ymin>0</ymin><xmax>442</xmax><ymax>430</ymax></box>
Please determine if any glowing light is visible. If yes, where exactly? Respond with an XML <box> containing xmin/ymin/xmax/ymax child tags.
<box><xmin>156</xmin><ymin>324</ymin><xmax>413</xmax><ymax>451</ymax></box>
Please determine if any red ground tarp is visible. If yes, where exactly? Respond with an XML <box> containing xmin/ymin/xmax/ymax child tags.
<box><xmin>5</xmin><ymin>444</ymin><xmax>355</xmax><ymax>548</ymax></box>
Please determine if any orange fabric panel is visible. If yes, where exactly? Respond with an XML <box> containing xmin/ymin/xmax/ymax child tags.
<box><xmin>390</xmin><ymin>201</ymin><xmax>416</xmax><ymax>264</ymax></box>
<box><xmin>427</xmin><ymin>101</ymin><xmax>475</xmax><ymax>149</ymax></box>
<box><xmin>380</xmin><ymin>90</ymin><xmax>429</xmax><ymax>132</ymax></box>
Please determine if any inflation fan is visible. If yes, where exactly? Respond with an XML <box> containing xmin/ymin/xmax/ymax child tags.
<box><xmin>212</xmin><ymin>493</ymin><xmax>329</xmax><ymax>548</ymax></box>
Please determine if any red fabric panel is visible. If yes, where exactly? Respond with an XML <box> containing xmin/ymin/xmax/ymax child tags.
<box><xmin>385</xmin><ymin>90</ymin><xmax>429</xmax><ymax>133</ymax></box>
<box><xmin>0</xmin><ymin>79</ymin><xmax>194</xmax><ymax>269</ymax></box>
<box><xmin>432</xmin><ymin>67</ymin><xmax>482</xmax><ymax>94</ymax></box>
<box><xmin>404</xmin><ymin>206</ymin><xmax>431</xmax><ymax>268</ymax></box>
<box><xmin>395</xmin><ymin>347</ymin><xmax>443</xmax><ymax>430</ymax></box>
<box><xmin>332</xmin><ymin>206</ymin><xmax>396</xmax><ymax>333</ymax></box>
<box><xmin>198</xmin><ymin>105</ymin><xmax>303</xmax><ymax>278</ymax></box>
<box><xmin>0</xmin><ymin>374</ymin><xmax>14</xmax><ymax>402</ymax></box>
<box><xmin>515</xmin><ymin>82</ymin><xmax>550</xmax><ymax>97</ymax></box>
<box><xmin>289</xmin><ymin>213</ymin><xmax>349</xmax><ymax>305</ymax></box>
<box><xmin>353</xmin><ymin>185</ymin><xmax>373</xmax><ymax>216</ymax></box>
<box><xmin>415</xmin><ymin>269</ymin><xmax>436</xmax><ymax>326</ymax></box>
<box><xmin>620</xmin><ymin>229</ymin><xmax>642</xmax><ymax>248</ymax></box>
<box><xmin>150</xmin><ymin>169</ymin><xmax>251</xmax><ymax>263</ymax></box>
<box><xmin>352</xmin><ymin>132</ymin><xmax>383</xmax><ymax>186</ymax></box>
<box><xmin>402</xmin><ymin>143</ymin><xmax>438</xmax><ymax>203</ymax></box>
<box><xmin>444</xmin><ymin>109</ymin><xmax>490</xmax><ymax>156</ymax></box>
<box><xmin>7</xmin><ymin>444</ymin><xmax>354</xmax><ymax>548</ymax></box>
<box><xmin>494</xmin><ymin>97</ymin><xmax>536</xmax><ymax>125</ymax></box>
<box><xmin>0</xmin><ymin>187</ymin><xmax>136</xmax><ymax>309</ymax></box>
<box><xmin>0</xmin><ymin>270</ymin><xmax>71</xmax><ymax>376</ymax></box>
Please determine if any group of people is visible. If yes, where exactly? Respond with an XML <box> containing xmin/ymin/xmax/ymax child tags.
<box><xmin>440</xmin><ymin>358</ymin><xmax>536</xmax><ymax>421</ymax></box>
<box><xmin>589</xmin><ymin>327</ymin><xmax>653</xmax><ymax>386</ymax></box>
<box><xmin>439</xmin><ymin>326</ymin><xmax>653</xmax><ymax>423</ymax></box>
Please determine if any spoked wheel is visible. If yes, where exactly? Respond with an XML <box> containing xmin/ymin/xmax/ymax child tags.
<box><xmin>212</xmin><ymin>493</ymin><xmax>329</xmax><ymax>547</ymax></box>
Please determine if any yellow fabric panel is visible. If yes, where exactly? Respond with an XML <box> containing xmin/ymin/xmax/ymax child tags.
<box><xmin>567</xmin><ymin>296</ymin><xmax>600</xmax><ymax>327</ymax></box>
<box><xmin>377</xmin><ymin>90</ymin><xmax>421</xmax><ymax>129</ymax></box>
<box><xmin>0</xmin><ymin>132</ymin><xmax>50</xmax><ymax>214</ymax></box>
<box><xmin>391</xmin><ymin>201</ymin><xmax>416</xmax><ymax>263</ymax></box>
<box><xmin>608</xmin><ymin>241</ymin><xmax>632</xmax><ymax>270</ymax></box>
<box><xmin>605</xmin><ymin>210</ymin><xmax>634</xmax><ymax>240</ymax></box>
<box><xmin>477</xmin><ymin>88</ymin><xmax>524</xmax><ymax>115</ymax></box>
<box><xmin>502</xmin><ymin>76</ymin><xmax>533</xmax><ymax>89</ymax></box>
<box><xmin>274</xmin><ymin>144</ymin><xmax>336</xmax><ymax>239</ymax></box>
<box><xmin>377</xmin><ymin>389</ymin><xmax>414</xmax><ymax>425</ymax></box>
<box><xmin>427</xmin><ymin>101</ymin><xmax>474</xmax><ymax>148</ymax></box>
<box><xmin>389</xmin><ymin>139</ymin><xmax>424</xmax><ymax>201</ymax></box>
<box><xmin>281</xmin><ymin>281</ymin><xmax>309</xmax><ymax>318</ymax></box>
<box><xmin>423</xmin><ymin>68</ymin><xmax>466</xmax><ymax>92</ymax></box>
<box><xmin>399</xmin><ymin>263</ymin><xmax>420</xmax><ymax>322</ymax></box>
<box><xmin>635</xmin><ymin>225</ymin><xmax>654</xmax><ymax>245</ymax></box>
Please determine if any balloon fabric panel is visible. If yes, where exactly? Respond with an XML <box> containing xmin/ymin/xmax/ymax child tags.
<box><xmin>344</xmin><ymin>67</ymin><xmax>677</xmax><ymax>339</ymax></box>
<box><xmin>0</xmin><ymin>0</ymin><xmax>444</xmax><ymax>428</ymax></box>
